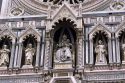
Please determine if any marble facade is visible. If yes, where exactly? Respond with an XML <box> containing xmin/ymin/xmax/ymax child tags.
<box><xmin>0</xmin><ymin>0</ymin><xmax>125</xmax><ymax>83</ymax></box>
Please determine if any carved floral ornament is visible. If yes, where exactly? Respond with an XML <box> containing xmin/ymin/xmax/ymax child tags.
<box><xmin>110</xmin><ymin>1</ymin><xmax>125</xmax><ymax>10</ymax></box>
<box><xmin>10</xmin><ymin>7</ymin><xmax>24</xmax><ymax>16</ymax></box>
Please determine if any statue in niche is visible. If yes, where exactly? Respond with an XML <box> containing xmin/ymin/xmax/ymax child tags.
<box><xmin>122</xmin><ymin>43</ymin><xmax>125</xmax><ymax>61</ymax></box>
<box><xmin>0</xmin><ymin>45</ymin><xmax>10</xmax><ymax>67</ymax></box>
<box><xmin>25</xmin><ymin>43</ymin><xmax>35</xmax><ymax>65</ymax></box>
<box><xmin>55</xmin><ymin>35</ymin><xmax>72</xmax><ymax>62</ymax></box>
<box><xmin>95</xmin><ymin>40</ymin><xmax>107</xmax><ymax>65</ymax></box>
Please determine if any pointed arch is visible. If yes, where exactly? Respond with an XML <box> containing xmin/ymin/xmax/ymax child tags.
<box><xmin>51</xmin><ymin>3</ymin><xmax>77</xmax><ymax>29</ymax></box>
<box><xmin>89</xmin><ymin>24</ymin><xmax>111</xmax><ymax>40</ymax></box>
<box><xmin>115</xmin><ymin>21</ymin><xmax>125</xmax><ymax>63</ymax></box>
<box><xmin>115</xmin><ymin>21</ymin><xmax>125</xmax><ymax>38</ymax></box>
<box><xmin>19</xmin><ymin>25</ymin><xmax>41</xmax><ymax>43</ymax></box>
<box><xmin>0</xmin><ymin>28</ymin><xmax>17</xmax><ymax>43</ymax></box>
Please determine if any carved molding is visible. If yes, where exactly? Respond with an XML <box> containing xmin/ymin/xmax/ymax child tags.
<box><xmin>89</xmin><ymin>24</ymin><xmax>111</xmax><ymax>40</ymax></box>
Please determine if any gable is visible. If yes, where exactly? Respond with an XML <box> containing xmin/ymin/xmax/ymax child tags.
<box><xmin>89</xmin><ymin>24</ymin><xmax>111</xmax><ymax>39</ymax></box>
<box><xmin>52</xmin><ymin>3</ymin><xmax>77</xmax><ymax>22</ymax></box>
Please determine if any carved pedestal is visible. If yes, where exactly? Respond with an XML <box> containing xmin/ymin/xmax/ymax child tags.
<box><xmin>95</xmin><ymin>62</ymin><xmax>107</xmax><ymax>65</ymax></box>
<box><xmin>0</xmin><ymin>66</ymin><xmax>7</xmax><ymax>70</ymax></box>
<box><xmin>54</xmin><ymin>62</ymin><xmax>72</xmax><ymax>69</ymax></box>
<box><xmin>22</xmin><ymin>65</ymin><xmax>33</xmax><ymax>68</ymax></box>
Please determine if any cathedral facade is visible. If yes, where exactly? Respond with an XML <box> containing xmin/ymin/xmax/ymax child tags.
<box><xmin>0</xmin><ymin>0</ymin><xmax>125</xmax><ymax>83</ymax></box>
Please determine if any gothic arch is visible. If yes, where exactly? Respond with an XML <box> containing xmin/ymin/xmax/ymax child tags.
<box><xmin>52</xmin><ymin>18</ymin><xmax>77</xmax><ymax>38</ymax></box>
<box><xmin>19</xmin><ymin>25</ymin><xmax>41</xmax><ymax>43</ymax></box>
<box><xmin>115</xmin><ymin>21</ymin><xmax>125</xmax><ymax>38</ymax></box>
<box><xmin>88</xmin><ymin>24</ymin><xmax>112</xmax><ymax>65</ymax></box>
<box><xmin>0</xmin><ymin>29</ymin><xmax>16</xmax><ymax>43</ymax></box>
<box><xmin>51</xmin><ymin>16</ymin><xmax>77</xmax><ymax>29</ymax></box>
<box><xmin>89</xmin><ymin>24</ymin><xmax>111</xmax><ymax>40</ymax></box>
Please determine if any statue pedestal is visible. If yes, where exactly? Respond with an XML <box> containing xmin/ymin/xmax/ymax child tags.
<box><xmin>95</xmin><ymin>62</ymin><xmax>107</xmax><ymax>65</ymax></box>
<box><xmin>0</xmin><ymin>66</ymin><xmax>7</xmax><ymax>70</ymax></box>
<box><xmin>122</xmin><ymin>61</ymin><xmax>125</xmax><ymax>64</ymax></box>
<box><xmin>54</xmin><ymin>62</ymin><xmax>72</xmax><ymax>69</ymax></box>
<box><xmin>22</xmin><ymin>65</ymin><xmax>33</xmax><ymax>68</ymax></box>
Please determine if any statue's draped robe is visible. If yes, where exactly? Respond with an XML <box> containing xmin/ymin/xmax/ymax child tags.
<box><xmin>56</xmin><ymin>46</ymin><xmax>72</xmax><ymax>62</ymax></box>
<box><xmin>25</xmin><ymin>48</ymin><xmax>35</xmax><ymax>65</ymax></box>
<box><xmin>0</xmin><ymin>48</ymin><xmax>10</xmax><ymax>66</ymax></box>
<box><xmin>95</xmin><ymin>44</ymin><xmax>107</xmax><ymax>65</ymax></box>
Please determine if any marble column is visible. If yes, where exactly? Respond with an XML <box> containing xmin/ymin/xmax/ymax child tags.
<box><xmin>85</xmin><ymin>40</ymin><xmax>89</xmax><ymax>64</ymax></box>
<box><xmin>13</xmin><ymin>42</ymin><xmax>19</xmax><ymax>68</ymax></box>
<box><xmin>35</xmin><ymin>42</ymin><xmax>40</xmax><ymax>67</ymax></box>
<box><xmin>40</xmin><ymin>30</ymin><xmax>45</xmax><ymax>67</ymax></box>
<box><xmin>112</xmin><ymin>34</ymin><xmax>117</xmax><ymax>63</ymax></box>
<box><xmin>77</xmin><ymin>38</ymin><xmax>83</xmax><ymax>67</ymax></box>
<box><xmin>0</xmin><ymin>0</ymin><xmax>9</xmax><ymax>16</ymax></box>
<box><xmin>44</xmin><ymin>39</ymin><xmax>51</xmax><ymax>69</ymax></box>
<box><xmin>108</xmin><ymin>38</ymin><xmax>113</xmax><ymax>64</ymax></box>
<box><xmin>40</xmin><ymin>43</ymin><xmax>45</xmax><ymax>67</ymax></box>
<box><xmin>116</xmin><ymin>38</ymin><xmax>121</xmax><ymax>64</ymax></box>
<box><xmin>9</xmin><ymin>42</ymin><xmax>16</xmax><ymax>68</ymax></box>
<box><xmin>89</xmin><ymin>39</ymin><xmax>94</xmax><ymax>65</ymax></box>
<box><xmin>17</xmin><ymin>43</ymin><xmax>23</xmax><ymax>68</ymax></box>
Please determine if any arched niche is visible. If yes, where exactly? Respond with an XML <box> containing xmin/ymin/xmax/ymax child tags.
<box><xmin>0</xmin><ymin>35</ymin><xmax>12</xmax><ymax>67</ymax></box>
<box><xmin>0</xmin><ymin>28</ymin><xmax>16</xmax><ymax>68</ymax></box>
<box><xmin>21</xmin><ymin>34</ymin><xmax>37</xmax><ymax>67</ymax></box>
<box><xmin>18</xmin><ymin>26</ymin><xmax>41</xmax><ymax>68</ymax></box>
<box><xmin>92</xmin><ymin>31</ymin><xmax>109</xmax><ymax>65</ymax></box>
<box><xmin>89</xmin><ymin>24</ymin><xmax>112</xmax><ymax>65</ymax></box>
<box><xmin>115</xmin><ymin>22</ymin><xmax>125</xmax><ymax>64</ymax></box>
<box><xmin>51</xmin><ymin>18</ymin><xmax>77</xmax><ymax>68</ymax></box>
<box><xmin>117</xmin><ymin>29</ymin><xmax>125</xmax><ymax>63</ymax></box>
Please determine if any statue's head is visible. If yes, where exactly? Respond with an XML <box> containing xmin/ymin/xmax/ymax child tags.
<box><xmin>3</xmin><ymin>45</ymin><xmax>7</xmax><ymax>49</ymax></box>
<box><xmin>62</xmin><ymin>35</ymin><xmax>67</xmax><ymax>41</ymax></box>
<box><xmin>28</xmin><ymin>43</ymin><xmax>32</xmax><ymax>48</ymax></box>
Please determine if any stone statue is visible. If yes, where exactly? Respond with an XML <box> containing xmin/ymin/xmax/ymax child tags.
<box><xmin>122</xmin><ymin>43</ymin><xmax>125</xmax><ymax>61</ymax></box>
<box><xmin>55</xmin><ymin>35</ymin><xmax>72</xmax><ymax>62</ymax></box>
<box><xmin>0</xmin><ymin>45</ymin><xmax>10</xmax><ymax>67</ymax></box>
<box><xmin>95</xmin><ymin>40</ymin><xmax>107</xmax><ymax>65</ymax></box>
<box><xmin>25</xmin><ymin>43</ymin><xmax>35</xmax><ymax>65</ymax></box>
